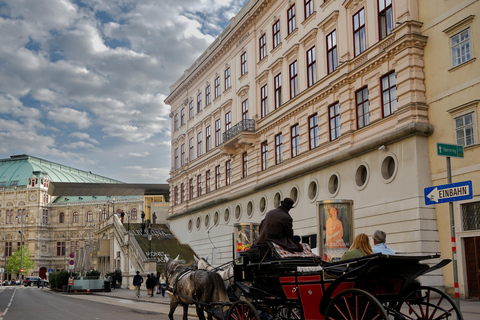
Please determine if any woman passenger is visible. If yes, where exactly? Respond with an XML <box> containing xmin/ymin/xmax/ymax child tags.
<box><xmin>340</xmin><ymin>233</ymin><xmax>373</xmax><ymax>260</ymax></box>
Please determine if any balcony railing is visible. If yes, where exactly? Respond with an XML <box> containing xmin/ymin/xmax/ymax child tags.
<box><xmin>223</xmin><ymin>119</ymin><xmax>256</xmax><ymax>143</ymax></box>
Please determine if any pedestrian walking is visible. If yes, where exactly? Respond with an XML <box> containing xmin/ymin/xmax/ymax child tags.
<box><xmin>120</xmin><ymin>210</ymin><xmax>125</xmax><ymax>223</ymax></box>
<box><xmin>111</xmin><ymin>274</ymin><xmax>116</xmax><ymax>290</ymax></box>
<box><xmin>147</xmin><ymin>221</ymin><xmax>152</xmax><ymax>235</ymax></box>
<box><xmin>152</xmin><ymin>212</ymin><xmax>157</xmax><ymax>226</ymax></box>
<box><xmin>141</xmin><ymin>211</ymin><xmax>145</xmax><ymax>223</ymax></box>
<box><xmin>141</xmin><ymin>221</ymin><xmax>146</xmax><ymax>235</ymax></box>
<box><xmin>159</xmin><ymin>273</ymin><xmax>166</xmax><ymax>297</ymax></box>
<box><xmin>155</xmin><ymin>272</ymin><xmax>160</xmax><ymax>294</ymax></box>
<box><xmin>133</xmin><ymin>271</ymin><xmax>143</xmax><ymax>298</ymax></box>
<box><xmin>146</xmin><ymin>274</ymin><xmax>155</xmax><ymax>297</ymax></box>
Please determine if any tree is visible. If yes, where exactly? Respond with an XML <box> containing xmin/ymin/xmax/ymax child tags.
<box><xmin>6</xmin><ymin>246</ymin><xmax>35</xmax><ymax>276</ymax></box>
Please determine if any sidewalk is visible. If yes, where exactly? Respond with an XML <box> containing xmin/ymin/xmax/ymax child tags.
<box><xmin>93</xmin><ymin>288</ymin><xmax>480</xmax><ymax>320</ymax></box>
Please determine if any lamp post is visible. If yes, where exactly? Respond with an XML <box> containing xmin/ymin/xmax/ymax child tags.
<box><xmin>112</xmin><ymin>197</ymin><xmax>116</xmax><ymax>216</ymax></box>
<box><xmin>16</xmin><ymin>209</ymin><xmax>27</xmax><ymax>284</ymax></box>
<box><xmin>127</xmin><ymin>211</ymin><xmax>130</xmax><ymax>232</ymax></box>
<box><xmin>2</xmin><ymin>236</ymin><xmax>6</xmax><ymax>285</ymax></box>
<box><xmin>148</xmin><ymin>234</ymin><xmax>152</xmax><ymax>259</ymax></box>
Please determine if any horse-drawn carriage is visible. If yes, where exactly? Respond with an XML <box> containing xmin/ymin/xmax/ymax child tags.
<box><xmin>165</xmin><ymin>243</ymin><xmax>463</xmax><ymax>320</ymax></box>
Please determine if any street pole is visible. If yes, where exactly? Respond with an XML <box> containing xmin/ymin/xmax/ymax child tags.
<box><xmin>148</xmin><ymin>234</ymin><xmax>152</xmax><ymax>258</ymax></box>
<box><xmin>127</xmin><ymin>211</ymin><xmax>130</xmax><ymax>231</ymax></box>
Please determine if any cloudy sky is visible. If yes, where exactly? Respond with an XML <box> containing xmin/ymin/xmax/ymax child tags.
<box><xmin>0</xmin><ymin>0</ymin><xmax>248</xmax><ymax>183</ymax></box>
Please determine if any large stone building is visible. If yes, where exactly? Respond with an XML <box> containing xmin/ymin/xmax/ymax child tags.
<box><xmin>166</xmin><ymin>0</ymin><xmax>445</xmax><ymax>288</ymax></box>
<box><xmin>420</xmin><ymin>0</ymin><xmax>480</xmax><ymax>299</ymax></box>
<box><xmin>0</xmin><ymin>154</ymin><xmax>160</xmax><ymax>284</ymax></box>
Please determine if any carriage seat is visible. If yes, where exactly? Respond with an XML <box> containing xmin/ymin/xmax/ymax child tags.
<box><xmin>270</xmin><ymin>242</ymin><xmax>319</xmax><ymax>259</ymax></box>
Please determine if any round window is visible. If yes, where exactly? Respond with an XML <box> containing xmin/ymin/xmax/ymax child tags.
<box><xmin>205</xmin><ymin>214</ymin><xmax>210</xmax><ymax>228</ymax></box>
<box><xmin>235</xmin><ymin>205</ymin><xmax>241</xmax><ymax>220</ymax></box>
<box><xmin>274</xmin><ymin>192</ymin><xmax>282</xmax><ymax>207</ymax></box>
<box><xmin>328</xmin><ymin>173</ymin><xmax>340</xmax><ymax>196</ymax></box>
<box><xmin>247</xmin><ymin>201</ymin><xmax>253</xmax><ymax>217</ymax></box>
<box><xmin>308</xmin><ymin>180</ymin><xmax>318</xmax><ymax>200</ymax></box>
<box><xmin>196</xmin><ymin>216</ymin><xmax>201</xmax><ymax>230</ymax></box>
<box><xmin>381</xmin><ymin>155</ymin><xmax>397</xmax><ymax>182</ymax></box>
<box><xmin>224</xmin><ymin>208</ymin><xmax>230</xmax><ymax>223</ymax></box>
<box><xmin>290</xmin><ymin>187</ymin><xmax>299</xmax><ymax>203</ymax></box>
<box><xmin>259</xmin><ymin>197</ymin><xmax>267</xmax><ymax>214</ymax></box>
<box><xmin>355</xmin><ymin>164</ymin><xmax>368</xmax><ymax>188</ymax></box>
<box><xmin>214</xmin><ymin>211</ymin><xmax>219</xmax><ymax>226</ymax></box>
<box><xmin>188</xmin><ymin>219</ymin><xmax>193</xmax><ymax>232</ymax></box>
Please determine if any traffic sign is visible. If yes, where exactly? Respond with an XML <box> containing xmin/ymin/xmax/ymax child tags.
<box><xmin>69</xmin><ymin>253</ymin><xmax>75</xmax><ymax>259</ymax></box>
<box><xmin>48</xmin><ymin>269</ymin><xmax>54</xmax><ymax>273</ymax></box>
<box><xmin>20</xmin><ymin>268</ymin><xmax>24</xmax><ymax>273</ymax></box>
<box><xmin>69</xmin><ymin>260</ymin><xmax>75</xmax><ymax>265</ymax></box>
<box><xmin>425</xmin><ymin>180</ymin><xmax>473</xmax><ymax>205</ymax></box>
<box><xmin>437</xmin><ymin>143</ymin><xmax>464</xmax><ymax>158</ymax></box>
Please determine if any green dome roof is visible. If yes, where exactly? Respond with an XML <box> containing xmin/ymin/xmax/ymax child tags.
<box><xmin>0</xmin><ymin>154</ymin><xmax>122</xmax><ymax>187</ymax></box>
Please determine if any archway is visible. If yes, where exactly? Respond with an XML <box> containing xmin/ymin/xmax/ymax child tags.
<box><xmin>39</xmin><ymin>267</ymin><xmax>47</xmax><ymax>279</ymax></box>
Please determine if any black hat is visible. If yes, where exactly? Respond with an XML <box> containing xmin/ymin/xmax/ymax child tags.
<box><xmin>281</xmin><ymin>198</ymin><xmax>295</xmax><ymax>209</ymax></box>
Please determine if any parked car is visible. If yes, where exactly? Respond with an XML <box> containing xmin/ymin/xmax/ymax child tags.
<box><xmin>24</xmin><ymin>276</ymin><xmax>41</xmax><ymax>286</ymax></box>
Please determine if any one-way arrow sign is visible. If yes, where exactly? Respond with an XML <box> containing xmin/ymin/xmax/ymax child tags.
<box><xmin>424</xmin><ymin>181</ymin><xmax>473</xmax><ymax>205</ymax></box>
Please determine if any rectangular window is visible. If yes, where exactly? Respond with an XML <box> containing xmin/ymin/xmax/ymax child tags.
<box><xmin>329</xmin><ymin>102</ymin><xmax>341</xmax><ymax>141</ymax></box>
<box><xmin>461</xmin><ymin>201</ymin><xmax>480</xmax><ymax>231</ymax></box>
<box><xmin>289</xmin><ymin>60</ymin><xmax>298</xmax><ymax>98</ymax></box>
<box><xmin>215</xmin><ymin>165</ymin><xmax>221</xmax><ymax>190</ymax></box>
<box><xmin>189</xmin><ymin>137</ymin><xmax>194</xmax><ymax>162</ymax></box>
<box><xmin>225</xmin><ymin>67</ymin><xmax>231</xmax><ymax>89</ymax></box>
<box><xmin>189</xmin><ymin>178</ymin><xmax>194</xmax><ymax>200</ymax></box>
<box><xmin>327</xmin><ymin>30</ymin><xmax>338</xmax><ymax>74</ymax></box>
<box><xmin>206</xmin><ymin>126</ymin><xmax>211</xmax><ymax>152</ymax></box>
<box><xmin>174</xmin><ymin>148</ymin><xmax>178</xmax><ymax>170</ymax></box>
<box><xmin>455</xmin><ymin>113</ymin><xmax>475</xmax><ymax>147</ymax></box>
<box><xmin>309</xmin><ymin>114</ymin><xmax>319</xmax><ymax>150</ymax></box>
<box><xmin>291</xmin><ymin>124</ymin><xmax>300</xmax><ymax>157</ymax></box>
<box><xmin>205</xmin><ymin>86</ymin><xmax>211</xmax><ymax>105</ymax></box>
<box><xmin>197</xmin><ymin>175</ymin><xmax>202</xmax><ymax>197</ymax></box>
<box><xmin>273</xmin><ymin>20</ymin><xmax>281</xmax><ymax>48</ymax></box>
<box><xmin>86</xmin><ymin>211</ymin><xmax>92</xmax><ymax>223</ymax></box>
<box><xmin>56</xmin><ymin>242</ymin><xmax>65</xmax><ymax>256</ymax></box>
<box><xmin>381</xmin><ymin>71</ymin><xmax>397</xmax><ymax>117</ymax></box>
<box><xmin>225</xmin><ymin>112</ymin><xmax>232</xmax><ymax>131</ymax></box>
<box><xmin>261</xmin><ymin>141</ymin><xmax>268</xmax><ymax>171</ymax></box>
<box><xmin>225</xmin><ymin>160</ymin><xmax>231</xmax><ymax>186</ymax></box>
<box><xmin>197</xmin><ymin>132</ymin><xmax>203</xmax><ymax>157</ymax></box>
<box><xmin>353</xmin><ymin>8</ymin><xmax>366</xmax><ymax>57</ymax></box>
<box><xmin>451</xmin><ymin>29</ymin><xmax>472</xmax><ymax>67</ymax></box>
<box><xmin>275</xmin><ymin>133</ymin><xmax>283</xmax><ymax>165</ymax></box>
<box><xmin>241</xmin><ymin>52</ymin><xmax>247</xmax><ymax>76</ymax></box>
<box><xmin>259</xmin><ymin>34</ymin><xmax>266</xmax><ymax>61</ymax></box>
<box><xmin>288</xmin><ymin>4</ymin><xmax>296</xmax><ymax>35</ymax></box>
<box><xmin>180</xmin><ymin>183</ymin><xmax>184</xmax><ymax>203</ymax></box>
<box><xmin>379</xmin><ymin>0</ymin><xmax>393</xmax><ymax>40</ymax></box>
<box><xmin>261</xmin><ymin>85</ymin><xmax>268</xmax><ymax>118</ymax></box>
<box><xmin>215</xmin><ymin>77</ymin><xmax>220</xmax><ymax>98</ymax></box>
<box><xmin>181</xmin><ymin>108</ymin><xmax>185</xmax><ymax>126</ymax></box>
<box><xmin>42</xmin><ymin>209</ymin><xmax>48</xmax><ymax>224</ymax></box>
<box><xmin>306</xmin><ymin>46</ymin><xmax>316</xmax><ymax>87</ymax></box>
<box><xmin>181</xmin><ymin>144</ymin><xmax>185</xmax><ymax>167</ymax></box>
<box><xmin>5</xmin><ymin>242</ymin><xmax>12</xmax><ymax>257</ymax></box>
<box><xmin>174</xmin><ymin>114</ymin><xmax>178</xmax><ymax>131</ymax></box>
<box><xmin>197</xmin><ymin>93</ymin><xmax>202</xmax><ymax>112</ymax></box>
<box><xmin>189</xmin><ymin>101</ymin><xmax>194</xmax><ymax>119</ymax></box>
<box><xmin>215</xmin><ymin>119</ymin><xmax>221</xmax><ymax>146</ymax></box>
<box><xmin>274</xmin><ymin>73</ymin><xmax>282</xmax><ymax>109</ymax></box>
<box><xmin>174</xmin><ymin>186</ymin><xmax>178</xmax><ymax>205</ymax></box>
<box><xmin>242</xmin><ymin>152</ymin><xmax>248</xmax><ymax>178</ymax></box>
<box><xmin>305</xmin><ymin>0</ymin><xmax>314</xmax><ymax>19</ymax></box>
<box><xmin>242</xmin><ymin>99</ymin><xmax>249</xmax><ymax>120</ymax></box>
<box><xmin>356</xmin><ymin>87</ymin><xmax>370</xmax><ymax>129</ymax></box>
<box><xmin>206</xmin><ymin>170</ymin><xmax>211</xmax><ymax>194</ymax></box>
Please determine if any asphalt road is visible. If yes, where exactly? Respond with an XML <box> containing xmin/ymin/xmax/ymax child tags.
<box><xmin>0</xmin><ymin>286</ymin><xmax>177</xmax><ymax>320</ymax></box>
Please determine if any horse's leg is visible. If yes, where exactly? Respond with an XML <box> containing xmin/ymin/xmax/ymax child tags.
<box><xmin>183</xmin><ymin>304</ymin><xmax>189</xmax><ymax>320</ymax></box>
<box><xmin>195</xmin><ymin>304</ymin><xmax>206</xmax><ymax>320</ymax></box>
<box><xmin>168</xmin><ymin>299</ymin><xmax>178</xmax><ymax>320</ymax></box>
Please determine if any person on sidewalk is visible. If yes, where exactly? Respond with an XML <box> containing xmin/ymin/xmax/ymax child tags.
<box><xmin>152</xmin><ymin>212</ymin><xmax>157</xmax><ymax>226</ymax></box>
<box><xmin>372</xmin><ymin>230</ymin><xmax>396</xmax><ymax>255</ymax></box>
<box><xmin>111</xmin><ymin>274</ymin><xmax>116</xmax><ymax>290</ymax></box>
<box><xmin>155</xmin><ymin>272</ymin><xmax>160</xmax><ymax>295</ymax></box>
<box><xmin>159</xmin><ymin>273</ymin><xmax>166</xmax><ymax>297</ymax></box>
<box><xmin>141</xmin><ymin>221</ymin><xmax>146</xmax><ymax>235</ymax></box>
<box><xmin>146</xmin><ymin>274</ymin><xmax>155</xmax><ymax>297</ymax></box>
<box><xmin>120</xmin><ymin>210</ymin><xmax>125</xmax><ymax>223</ymax></box>
<box><xmin>133</xmin><ymin>271</ymin><xmax>143</xmax><ymax>298</ymax></box>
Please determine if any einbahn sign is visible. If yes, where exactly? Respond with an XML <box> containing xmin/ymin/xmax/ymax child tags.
<box><xmin>424</xmin><ymin>180</ymin><xmax>473</xmax><ymax>205</ymax></box>
<box><xmin>437</xmin><ymin>143</ymin><xmax>464</xmax><ymax>158</ymax></box>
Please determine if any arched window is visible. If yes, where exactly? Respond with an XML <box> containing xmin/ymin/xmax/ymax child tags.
<box><xmin>131</xmin><ymin>208</ymin><xmax>137</xmax><ymax>220</ymax></box>
<box><xmin>59</xmin><ymin>212</ymin><xmax>65</xmax><ymax>223</ymax></box>
<box><xmin>87</xmin><ymin>211</ymin><xmax>93</xmax><ymax>222</ymax></box>
<box><xmin>73</xmin><ymin>211</ymin><xmax>79</xmax><ymax>223</ymax></box>
<box><xmin>101</xmin><ymin>209</ymin><xmax>107</xmax><ymax>221</ymax></box>
<box><xmin>6</xmin><ymin>209</ymin><xmax>13</xmax><ymax>224</ymax></box>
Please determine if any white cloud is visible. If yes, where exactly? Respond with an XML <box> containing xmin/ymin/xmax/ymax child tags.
<box><xmin>47</xmin><ymin>108</ymin><xmax>91</xmax><ymax>129</ymax></box>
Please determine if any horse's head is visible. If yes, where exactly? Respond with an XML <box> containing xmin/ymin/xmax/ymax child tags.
<box><xmin>194</xmin><ymin>254</ymin><xmax>213</xmax><ymax>271</ymax></box>
<box><xmin>164</xmin><ymin>254</ymin><xmax>179</xmax><ymax>278</ymax></box>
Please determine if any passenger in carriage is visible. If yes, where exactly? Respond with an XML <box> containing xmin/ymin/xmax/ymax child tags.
<box><xmin>340</xmin><ymin>233</ymin><xmax>373</xmax><ymax>260</ymax></box>
<box><xmin>257</xmin><ymin>197</ymin><xmax>303</xmax><ymax>252</ymax></box>
<box><xmin>372</xmin><ymin>230</ymin><xmax>396</xmax><ymax>255</ymax></box>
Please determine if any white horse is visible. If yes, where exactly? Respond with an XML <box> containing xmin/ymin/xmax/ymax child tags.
<box><xmin>194</xmin><ymin>255</ymin><xmax>240</xmax><ymax>298</ymax></box>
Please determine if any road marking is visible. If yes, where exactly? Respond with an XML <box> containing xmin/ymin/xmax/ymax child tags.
<box><xmin>0</xmin><ymin>287</ymin><xmax>16</xmax><ymax>320</ymax></box>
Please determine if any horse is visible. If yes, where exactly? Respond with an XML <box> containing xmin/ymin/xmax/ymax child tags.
<box><xmin>194</xmin><ymin>255</ymin><xmax>240</xmax><ymax>299</ymax></box>
<box><xmin>164</xmin><ymin>255</ymin><xmax>229</xmax><ymax>320</ymax></box>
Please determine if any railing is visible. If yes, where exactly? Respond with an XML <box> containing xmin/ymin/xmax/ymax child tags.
<box><xmin>223</xmin><ymin>119</ymin><xmax>255</xmax><ymax>143</ymax></box>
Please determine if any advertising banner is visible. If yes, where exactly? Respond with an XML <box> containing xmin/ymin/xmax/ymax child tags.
<box><xmin>233</xmin><ymin>223</ymin><xmax>259</xmax><ymax>258</ymax></box>
<box><xmin>318</xmin><ymin>200</ymin><xmax>354</xmax><ymax>262</ymax></box>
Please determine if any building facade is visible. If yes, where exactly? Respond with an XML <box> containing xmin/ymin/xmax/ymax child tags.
<box><xmin>420</xmin><ymin>0</ymin><xmax>480</xmax><ymax>298</ymax></box>
<box><xmin>167</xmin><ymin>0</ymin><xmax>445</xmax><ymax>287</ymax></box>
<box><xmin>0</xmin><ymin>155</ymin><xmax>145</xmax><ymax>282</ymax></box>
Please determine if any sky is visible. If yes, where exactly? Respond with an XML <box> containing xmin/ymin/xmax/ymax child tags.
<box><xmin>0</xmin><ymin>0</ymin><xmax>248</xmax><ymax>183</ymax></box>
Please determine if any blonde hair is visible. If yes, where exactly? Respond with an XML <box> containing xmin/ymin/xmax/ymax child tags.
<box><xmin>349</xmin><ymin>233</ymin><xmax>373</xmax><ymax>255</ymax></box>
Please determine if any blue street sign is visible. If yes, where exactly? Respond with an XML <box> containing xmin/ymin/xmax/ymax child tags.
<box><xmin>48</xmin><ymin>269</ymin><xmax>54</xmax><ymax>273</ymax></box>
<box><xmin>425</xmin><ymin>181</ymin><xmax>473</xmax><ymax>205</ymax></box>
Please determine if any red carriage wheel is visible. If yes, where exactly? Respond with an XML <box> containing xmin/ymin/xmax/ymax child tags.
<box><xmin>227</xmin><ymin>300</ymin><xmax>260</xmax><ymax>320</ymax></box>
<box><xmin>396</xmin><ymin>286</ymin><xmax>463</xmax><ymax>320</ymax></box>
<box><xmin>325</xmin><ymin>288</ymin><xmax>388</xmax><ymax>320</ymax></box>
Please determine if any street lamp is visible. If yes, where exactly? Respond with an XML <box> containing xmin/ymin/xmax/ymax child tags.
<box><xmin>148</xmin><ymin>234</ymin><xmax>152</xmax><ymax>258</ymax></box>
<box><xmin>112</xmin><ymin>197</ymin><xmax>116</xmax><ymax>216</ymax></box>
<box><xmin>2</xmin><ymin>236</ymin><xmax>6</xmax><ymax>285</ymax></box>
<box><xmin>16</xmin><ymin>210</ymin><xmax>28</xmax><ymax>284</ymax></box>
<box><xmin>127</xmin><ymin>211</ymin><xmax>130</xmax><ymax>231</ymax></box>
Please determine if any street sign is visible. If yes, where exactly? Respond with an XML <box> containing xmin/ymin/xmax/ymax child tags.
<box><xmin>48</xmin><ymin>269</ymin><xmax>54</xmax><ymax>273</ymax></box>
<box><xmin>69</xmin><ymin>260</ymin><xmax>75</xmax><ymax>265</ymax></box>
<box><xmin>69</xmin><ymin>253</ymin><xmax>75</xmax><ymax>259</ymax></box>
<box><xmin>437</xmin><ymin>143</ymin><xmax>464</xmax><ymax>158</ymax></box>
<box><xmin>20</xmin><ymin>268</ymin><xmax>24</xmax><ymax>273</ymax></box>
<box><xmin>425</xmin><ymin>180</ymin><xmax>473</xmax><ymax>205</ymax></box>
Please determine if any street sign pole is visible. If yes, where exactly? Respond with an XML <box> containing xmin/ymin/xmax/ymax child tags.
<box><xmin>446</xmin><ymin>156</ymin><xmax>460</xmax><ymax>309</ymax></box>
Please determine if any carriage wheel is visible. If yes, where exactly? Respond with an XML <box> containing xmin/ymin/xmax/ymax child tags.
<box><xmin>278</xmin><ymin>306</ymin><xmax>302</xmax><ymax>319</ymax></box>
<box><xmin>325</xmin><ymin>288</ymin><xmax>388</xmax><ymax>320</ymax></box>
<box><xmin>227</xmin><ymin>300</ymin><xmax>260</xmax><ymax>320</ymax></box>
<box><xmin>396</xmin><ymin>286</ymin><xmax>463</xmax><ymax>320</ymax></box>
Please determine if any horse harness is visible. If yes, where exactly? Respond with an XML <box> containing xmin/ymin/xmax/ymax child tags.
<box><xmin>168</xmin><ymin>268</ymin><xmax>202</xmax><ymax>304</ymax></box>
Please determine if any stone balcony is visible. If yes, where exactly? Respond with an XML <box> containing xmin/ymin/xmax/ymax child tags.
<box><xmin>221</xmin><ymin>119</ymin><xmax>256</xmax><ymax>156</ymax></box>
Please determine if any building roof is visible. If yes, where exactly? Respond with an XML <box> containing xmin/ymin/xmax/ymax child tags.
<box><xmin>0</xmin><ymin>154</ymin><xmax>122</xmax><ymax>187</ymax></box>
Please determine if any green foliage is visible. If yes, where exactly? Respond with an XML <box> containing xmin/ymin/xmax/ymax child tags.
<box><xmin>6</xmin><ymin>246</ymin><xmax>35</xmax><ymax>275</ymax></box>
<box><xmin>86</xmin><ymin>269</ymin><xmax>100</xmax><ymax>278</ymax></box>
<box><xmin>49</xmin><ymin>270</ymin><xmax>70</xmax><ymax>289</ymax></box>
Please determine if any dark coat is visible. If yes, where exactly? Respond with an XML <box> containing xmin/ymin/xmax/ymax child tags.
<box><xmin>133</xmin><ymin>274</ymin><xmax>143</xmax><ymax>286</ymax></box>
<box><xmin>257</xmin><ymin>205</ymin><xmax>303</xmax><ymax>252</ymax></box>
<box><xmin>146</xmin><ymin>276</ymin><xmax>155</xmax><ymax>289</ymax></box>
